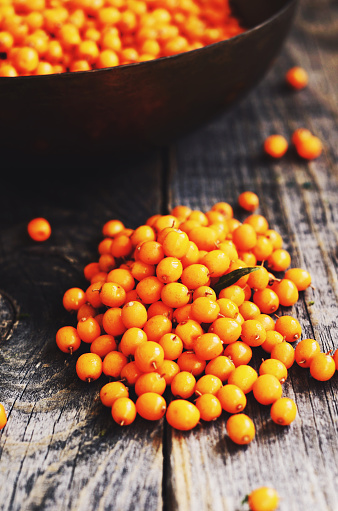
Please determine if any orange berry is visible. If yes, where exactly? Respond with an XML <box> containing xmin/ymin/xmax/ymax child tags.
<box><xmin>271</xmin><ymin>341</ymin><xmax>295</xmax><ymax>369</ymax></box>
<box><xmin>196</xmin><ymin>394</ymin><xmax>222</xmax><ymax>421</ymax></box>
<box><xmin>275</xmin><ymin>315</ymin><xmax>301</xmax><ymax>343</ymax></box>
<box><xmin>194</xmin><ymin>333</ymin><xmax>224</xmax><ymax>360</ymax></box>
<box><xmin>120</xmin><ymin>361</ymin><xmax>144</xmax><ymax>386</ymax></box>
<box><xmin>135</xmin><ymin>372</ymin><xmax>166</xmax><ymax>396</ymax></box>
<box><xmin>100</xmin><ymin>281</ymin><xmax>126</xmax><ymax>308</ymax></box>
<box><xmin>77</xmin><ymin>317</ymin><xmax>101</xmax><ymax>343</ymax></box>
<box><xmin>174</xmin><ymin>319</ymin><xmax>204</xmax><ymax>350</ymax></box>
<box><xmin>261</xmin><ymin>330</ymin><xmax>284</xmax><ymax>354</ymax></box>
<box><xmin>217</xmin><ymin>384</ymin><xmax>246</xmax><ymax>414</ymax></box>
<box><xmin>156</xmin><ymin>359</ymin><xmax>180</xmax><ymax>385</ymax></box>
<box><xmin>310</xmin><ymin>353</ymin><xmax>336</xmax><ymax>381</ymax></box>
<box><xmin>176</xmin><ymin>351</ymin><xmax>206</xmax><ymax>376</ymax></box>
<box><xmin>143</xmin><ymin>314</ymin><xmax>172</xmax><ymax>343</ymax></box>
<box><xmin>271</xmin><ymin>278</ymin><xmax>299</xmax><ymax>307</ymax></box>
<box><xmin>295</xmin><ymin>338</ymin><xmax>320</xmax><ymax>368</ymax></box>
<box><xmin>102</xmin><ymin>307</ymin><xmax>127</xmax><ymax>337</ymax></box>
<box><xmin>205</xmin><ymin>355</ymin><xmax>235</xmax><ymax>382</ymax></box>
<box><xmin>171</xmin><ymin>371</ymin><xmax>196</xmax><ymax>399</ymax></box>
<box><xmin>158</xmin><ymin>333</ymin><xmax>183</xmax><ymax>361</ymax></box>
<box><xmin>271</xmin><ymin>397</ymin><xmax>297</xmax><ymax>426</ymax></box>
<box><xmin>284</xmin><ymin>268</ymin><xmax>311</xmax><ymax>291</ymax></box>
<box><xmin>209</xmin><ymin>317</ymin><xmax>241</xmax><ymax>344</ymax></box>
<box><xmin>248</xmin><ymin>487</ymin><xmax>279</xmax><ymax>511</ymax></box>
<box><xmin>27</xmin><ymin>217</ymin><xmax>51</xmax><ymax>241</ymax></box>
<box><xmin>166</xmin><ymin>400</ymin><xmax>200</xmax><ymax>430</ymax></box>
<box><xmin>195</xmin><ymin>374</ymin><xmax>223</xmax><ymax>396</ymax></box>
<box><xmin>238</xmin><ymin>191</ymin><xmax>259</xmax><ymax>212</ymax></box>
<box><xmin>121</xmin><ymin>301</ymin><xmax>148</xmax><ymax>329</ymax></box>
<box><xmin>100</xmin><ymin>381</ymin><xmax>129</xmax><ymax>407</ymax></box>
<box><xmin>232</xmin><ymin>224</ymin><xmax>257</xmax><ymax>251</ymax></box>
<box><xmin>291</xmin><ymin>128</ymin><xmax>312</xmax><ymax>147</ymax></box>
<box><xmin>76</xmin><ymin>353</ymin><xmax>102</xmax><ymax>382</ymax></box>
<box><xmin>136</xmin><ymin>393</ymin><xmax>166</xmax><ymax>421</ymax></box>
<box><xmin>241</xmin><ymin>319</ymin><xmax>267</xmax><ymax>347</ymax></box>
<box><xmin>134</xmin><ymin>341</ymin><xmax>164</xmax><ymax>373</ymax></box>
<box><xmin>219</xmin><ymin>285</ymin><xmax>245</xmax><ymax>306</ymax></box>
<box><xmin>223</xmin><ymin>341</ymin><xmax>252</xmax><ymax>367</ymax></box>
<box><xmin>264</xmin><ymin>134</ymin><xmax>288</xmax><ymax>158</ymax></box>
<box><xmin>228</xmin><ymin>365</ymin><xmax>258</xmax><ymax>394</ymax></box>
<box><xmin>252</xmin><ymin>374</ymin><xmax>282</xmax><ymax>405</ymax></box>
<box><xmin>136</xmin><ymin>276</ymin><xmax>164</xmax><ymax>304</ymax></box>
<box><xmin>161</xmin><ymin>282</ymin><xmax>190</xmax><ymax>308</ymax></box>
<box><xmin>191</xmin><ymin>296</ymin><xmax>220</xmax><ymax>323</ymax></box>
<box><xmin>296</xmin><ymin>135</ymin><xmax>323</xmax><ymax>160</ymax></box>
<box><xmin>259</xmin><ymin>358</ymin><xmax>288</xmax><ymax>383</ymax></box>
<box><xmin>120</xmin><ymin>327</ymin><xmax>147</xmax><ymax>357</ymax></box>
<box><xmin>253</xmin><ymin>288</ymin><xmax>279</xmax><ymax>315</ymax></box>
<box><xmin>111</xmin><ymin>397</ymin><xmax>137</xmax><ymax>426</ymax></box>
<box><xmin>226</xmin><ymin>413</ymin><xmax>255</xmax><ymax>445</ymax></box>
<box><xmin>90</xmin><ymin>334</ymin><xmax>117</xmax><ymax>358</ymax></box>
<box><xmin>268</xmin><ymin>248</ymin><xmax>291</xmax><ymax>272</ymax></box>
<box><xmin>102</xmin><ymin>351</ymin><xmax>128</xmax><ymax>378</ymax></box>
<box><xmin>55</xmin><ymin>325</ymin><xmax>81</xmax><ymax>354</ymax></box>
<box><xmin>286</xmin><ymin>66</ymin><xmax>308</xmax><ymax>90</ymax></box>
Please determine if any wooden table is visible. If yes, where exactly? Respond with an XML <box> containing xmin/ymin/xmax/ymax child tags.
<box><xmin>1</xmin><ymin>0</ymin><xmax>337</xmax><ymax>509</ymax></box>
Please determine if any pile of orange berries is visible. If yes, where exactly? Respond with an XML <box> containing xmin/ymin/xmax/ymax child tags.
<box><xmin>55</xmin><ymin>193</ymin><xmax>337</xmax><ymax>441</ymax></box>
<box><xmin>264</xmin><ymin>128</ymin><xmax>323</xmax><ymax>160</ymax></box>
<box><xmin>0</xmin><ymin>0</ymin><xmax>245</xmax><ymax>76</ymax></box>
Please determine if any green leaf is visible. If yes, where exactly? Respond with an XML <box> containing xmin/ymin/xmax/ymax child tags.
<box><xmin>212</xmin><ymin>267</ymin><xmax>260</xmax><ymax>294</ymax></box>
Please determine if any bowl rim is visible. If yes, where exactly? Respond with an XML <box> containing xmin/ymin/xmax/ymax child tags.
<box><xmin>0</xmin><ymin>0</ymin><xmax>297</xmax><ymax>83</ymax></box>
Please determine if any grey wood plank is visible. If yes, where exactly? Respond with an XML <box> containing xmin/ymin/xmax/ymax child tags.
<box><xmin>0</xmin><ymin>155</ymin><xmax>165</xmax><ymax>511</ymax></box>
<box><xmin>166</xmin><ymin>0</ymin><xmax>338</xmax><ymax>509</ymax></box>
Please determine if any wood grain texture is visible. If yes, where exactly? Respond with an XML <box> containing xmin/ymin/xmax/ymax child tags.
<box><xmin>0</xmin><ymin>0</ymin><xmax>337</xmax><ymax>510</ymax></box>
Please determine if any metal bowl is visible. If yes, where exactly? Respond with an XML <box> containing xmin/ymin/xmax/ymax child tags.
<box><xmin>0</xmin><ymin>0</ymin><xmax>297</xmax><ymax>161</ymax></box>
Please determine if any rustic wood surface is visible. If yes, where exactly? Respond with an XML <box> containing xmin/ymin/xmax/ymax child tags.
<box><xmin>0</xmin><ymin>0</ymin><xmax>337</xmax><ymax>510</ymax></box>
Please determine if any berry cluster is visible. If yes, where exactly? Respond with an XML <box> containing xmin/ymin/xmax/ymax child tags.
<box><xmin>55</xmin><ymin>194</ymin><xmax>337</xmax><ymax>441</ymax></box>
<box><xmin>0</xmin><ymin>0</ymin><xmax>245</xmax><ymax>76</ymax></box>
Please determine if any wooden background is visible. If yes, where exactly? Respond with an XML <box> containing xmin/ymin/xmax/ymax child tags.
<box><xmin>0</xmin><ymin>0</ymin><xmax>337</xmax><ymax>509</ymax></box>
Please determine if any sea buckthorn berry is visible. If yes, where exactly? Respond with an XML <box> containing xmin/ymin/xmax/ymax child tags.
<box><xmin>107</xmin><ymin>268</ymin><xmax>135</xmax><ymax>292</ymax></box>
<box><xmin>102</xmin><ymin>307</ymin><xmax>127</xmax><ymax>337</ymax></box>
<box><xmin>102</xmin><ymin>219</ymin><xmax>124</xmax><ymax>237</ymax></box>
<box><xmin>110</xmin><ymin>234</ymin><xmax>133</xmax><ymax>259</ymax></box>
<box><xmin>264</xmin><ymin>134</ymin><xmax>288</xmax><ymax>158</ymax></box>
<box><xmin>187</xmin><ymin>210</ymin><xmax>208</xmax><ymax>226</ymax></box>
<box><xmin>259</xmin><ymin>358</ymin><xmax>288</xmax><ymax>383</ymax></box>
<box><xmin>100</xmin><ymin>381</ymin><xmax>129</xmax><ymax>407</ymax></box>
<box><xmin>333</xmin><ymin>351</ymin><xmax>338</xmax><ymax>371</ymax></box>
<box><xmin>218</xmin><ymin>240</ymin><xmax>239</xmax><ymax>261</ymax></box>
<box><xmin>181</xmin><ymin>264</ymin><xmax>210</xmax><ymax>289</ymax></box>
<box><xmin>131</xmin><ymin>261</ymin><xmax>156</xmax><ymax>281</ymax></box>
<box><xmin>27</xmin><ymin>217</ymin><xmax>51</xmax><ymax>241</ymax></box>
<box><xmin>161</xmin><ymin>282</ymin><xmax>190</xmax><ymax>308</ymax></box>
<box><xmin>219</xmin><ymin>285</ymin><xmax>245</xmax><ymax>306</ymax></box>
<box><xmin>143</xmin><ymin>315</ymin><xmax>172</xmax><ymax>343</ymax></box>
<box><xmin>201</xmin><ymin>250</ymin><xmax>230</xmax><ymax>277</ymax></box>
<box><xmin>62</xmin><ymin>287</ymin><xmax>87</xmax><ymax>311</ymax></box>
<box><xmin>188</xmin><ymin>226</ymin><xmax>219</xmax><ymax>251</ymax></box>
<box><xmin>310</xmin><ymin>353</ymin><xmax>336</xmax><ymax>381</ymax></box>
<box><xmin>162</xmin><ymin>229</ymin><xmax>189</xmax><ymax>258</ymax></box>
<box><xmin>77</xmin><ymin>303</ymin><xmax>96</xmax><ymax>321</ymax></box>
<box><xmin>86</xmin><ymin>281</ymin><xmax>103</xmax><ymax>308</ymax></box>
<box><xmin>102</xmin><ymin>351</ymin><xmax>128</xmax><ymax>378</ymax></box>
<box><xmin>291</xmin><ymin>128</ymin><xmax>312</xmax><ymax>147</ymax></box>
<box><xmin>209</xmin><ymin>317</ymin><xmax>241</xmax><ymax>344</ymax></box>
<box><xmin>271</xmin><ymin>341</ymin><xmax>295</xmax><ymax>369</ymax></box>
<box><xmin>156</xmin><ymin>360</ymin><xmax>180</xmax><ymax>385</ymax></box>
<box><xmin>0</xmin><ymin>403</ymin><xmax>7</xmax><ymax>430</ymax></box>
<box><xmin>224</xmin><ymin>260</ymin><xmax>250</xmax><ymax>288</ymax></box>
<box><xmin>158</xmin><ymin>333</ymin><xmax>183</xmax><ymax>361</ymax></box>
<box><xmin>174</xmin><ymin>319</ymin><xmax>204</xmax><ymax>350</ymax></box>
<box><xmin>136</xmin><ymin>276</ymin><xmax>164</xmax><ymax>304</ymax></box>
<box><xmin>171</xmin><ymin>371</ymin><xmax>196</xmax><ymax>399</ymax></box>
<box><xmin>136</xmin><ymin>393</ymin><xmax>167</xmax><ymax>421</ymax></box>
<box><xmin>166</xmin><ymin>399</ymin><xmax>200</xmax><ymax>431</ymax></box>
<box><xmin>239</xmin><ymin>301</ymin><xmax>260</xmax><ymax>320</ymax></box>
<box><xmin>180</xmin><ymin>241</ymin><xmax>200</xmax><ymax>268</ymax></box>
<box><xmin>286</xmin><ymin>65</ymin><xmax>308</xmax><ymax>90</ymax></box>
<box><xmin>147</xmin><ymin>301</ymin><xmax>173</xmax><ymax>320</ymax></box>
<box><xmin>252</xmin><ymin>374</ymin><xmax>282</xmax><ymax>405</ymax></box>
<box><xmin>120</xmin><ymin>328</ymin><xmax>147</xmax><ymax>357</ymax></box>
<box><xmin>100</xmin><ymin>282</ymin><xmax>126</xmax><ymax>308</ymax></box>
<box><xmin>238</xmin><ymin>251</ymin><xmax>256</xmax><ymax>267</ymax></box>
<box><xmin>256</xmin><ymin>314</ymin><xmax>275</xmax><ymax>332</ymax></box>
<box><xmin>172</xmin><ymin>304</ymin><xmax>192</xmax><ymax>324</ymax></box>
<box><xmin>232</xmin><ymin>224</ymin><xmax>257</xmax><ymax>251</ymax></box>
<box><xmin>211</xmin><ymin>202</ymin><xmax>233</xmax><ymax>218</ymax></box>
<box><xmin>177</xmin><ymin>351</ymin><xmax>206</xmax><ymax>376</ymax></box>
<box><xmin>271</xmin><ymin>397</ymin><xmax>297</xmax><ymax>426</ymax></box>
<box><xmin>91</xmin><ymin>271</ymin><xmax>108</xmax><ymax>284</ymax></box>
<box><xmin>90</xmin><ymin>334</ymin><xmax>117</xmax><ymax>358</ymax></box>
<box><xmin>137</xmin><ymin>240</ymin><xmax>164</xmax><ymax>265</ymax></box>
<box><xmin>284</xmin><ymin>267</ymin><xmax>311</xmax><ymax>291</ymax></box>
<box><xmin>171</xmin><ymin>205</ymin><xmax>192</xmax><ymax>220</ymax></box>
<box><xmin>135</xmin><ymin>372</ymin><xmax>166</xmax><ymax>396</ymax></box>
<box><xmin>156</xmin><ymin>256</ymin><xmax>183</xmax><ymax>283</ymax></box>
<box><xmin>224</xmin><ymin>341</ymin><xmax>252</xmax><ymax>367</ymax></box>
<box><xmin>261</xmin><ymin>330</ymin><xmax>284</xmax><ymax>353</ymax></box>
<box><xmin>56</xmin><ymin>326</ymin><xmax>81</xmax><ymax>354</ymax></box>
<box><xmin>265</xmin><ymin>229</ymin><xmax>283</xmax><ymax>250</ymax></box>
<box><xmin>248</xmin><ymin>486</ymin><xmax>279</xmax><ymax>511</ymax></box>
<box><xmin>98</xmin><ymin>253</ymin><xmax>116</xmax><ymax>273</ymax></box>
<box><xmin>271</xmin><ymin>278</ymin><xmax>299</xmax><ymax>307</ymax></box>
<box><xmin>84</xmin><ymin>262</ymin><xmax>100</xmax><ymax>281</ymax></box>
<box><xmin>77</xmin><ymin>317</ymin><xmax>101</xmax><ymax>343</ymax></box>
<box><xmin>205</xmin><ymin>355</ymin><xmax>235</xmax><ymax>382</ymax></box>
<box><xmin>195</xmin><ymin>374</ymin><xmax>223</xmax><ymax>396</ymax></box>
<box><xmin>251</xmin><ymin>236</ymin><xmax>273</xmax><ymax>261</ymax></box>
<box><xmin>268</xmin><ymin>248</ymin><xmax>291</xmax><ymax>272</ymax></box>
<box><xmin>238</xmin><ymin>191</ymin><xmax>259</xmax><ymax>212</ymax></box>
<box><xmin>226</xmin><ymin>413</ymin><xmax>255</xmax><ymax>445</ymax></box>
<box><xmin>134</xmin><ymin>341</ymin><xmax>164</xmax><ymax>373</ymax></box>
<box><xmin>275</xmin><ymin>315</ymin><xmax>302</xmax><ymax>343</ymax></box>
<box><xmin>244</xmin><ymin>214</ymin><xmax>269</xmax><ymax>235</ymax></box>
<box><xmin>154</xmin><ymin>215</ymin><xmax>179</xmax><ymax>233</ymax></box>
<box><xmin>216</xmin><ymin>298</ymin><xmax>239</xmax><ymax>319</ymax></box>
<box><xmin>193</xmin><ymin>286</ymin><xmax>217</xmax><ymax>301</ymax></box>
<box><xmin>247</xmin><ymin>266</ymin><xmax>270</xmax><ymax>290</ymax></box>
<box><xmin>194</xmin><ymin>333</ymin><xmax>223</xmax><ymax>360</ymax></box>
<box><xmin>196</xmin><ymin>394</ymin><xmax>222</xmax><ymax>422</ymax></box>
<box><xmin>241</xmin><ymin>319</ymin><xmax>267</xmax><ymax>347</ymax></box>
<box><xmin>76</xmin><ymin>353</ymin><xmax>102</xmax><ymax>382</ymax></box>
<box><xmin>217</xmin><ymin>384</ymin><xmax>247</xmax><ymax>413</ymax></box>
<box><xmin>121</xmin><ymin>361</ymin><xmax>144</xmax><ymax>386</ymax></box>
<box><xmin>295</xmin><ymin>338</ymin><xmax>320</xmax><ymax>368</ymax></box>
<box><xmin>228</xmin><ymin>365</ymin><xmax>258</xmax><ymax>394</ymax></box>
<box><xmin>111</xmin><ymin>397</ymin><xmax>137</xmax><ymax>426</ymax></box>
<box><xmin>253</xmin><ymin>288</ymin><xmax>279</xmax><ymax>314</ymax></box>
<box><xmin>121</xmin><ymin>301</ymin><xmax>147</xmax><ymax>329</ymax></box>
<box><xmin>15</xmin><ymin>46</ymin><xmax>39</xmax><ymax>73</ymax></box>
<box><xmin>191</xmin><ymin>296</ymin><xmax>220</xmax><ymax>323</ymax></box>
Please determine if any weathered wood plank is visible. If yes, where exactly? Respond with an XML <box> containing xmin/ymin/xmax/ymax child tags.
<box><xmin>166</xmin><ymin>0</ymin><xmax>338</xmax><ymax>509</ymax></box>
<box><xmin>0</xmin><ymin>154</ymin><xmax>165</xmax><ymax>511</ymax></box>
